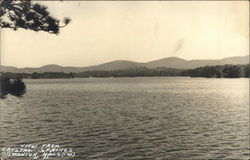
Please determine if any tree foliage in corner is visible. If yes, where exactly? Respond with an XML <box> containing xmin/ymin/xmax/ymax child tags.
<box><xmin>0</xmin><ymin>0</ymin><xmax>71</xmax><ymax>34</ymax></box>
<box><xmin>0</xmin><ymin>0</ymin><xmax>71</xmax><ymax>98</ymax></box>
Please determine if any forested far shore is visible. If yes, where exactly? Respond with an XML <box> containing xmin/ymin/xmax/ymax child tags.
<box><xmin>182</xmin><ymin>64</ymin><xmax>250</xmax><ymax>78</ymax></box>
<box><xmin>1</xmin><ymin>64</ymin><xmax>250</xmax><ymax>79</ymax></box>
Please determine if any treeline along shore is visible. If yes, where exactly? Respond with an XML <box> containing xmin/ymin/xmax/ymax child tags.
<box><xmin>1</xmin><ymin>64</ymin><xmax>250</xmax><ymax>79</ymax></box>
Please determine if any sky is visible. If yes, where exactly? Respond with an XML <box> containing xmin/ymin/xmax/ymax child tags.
<box><xmin>1</xmin><ymin>1</ymin><xmax>249</xmax><ymax>68</ymax></box>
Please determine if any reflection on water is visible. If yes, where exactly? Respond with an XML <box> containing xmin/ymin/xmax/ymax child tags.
<box><xmin>0</xmin><ymin>77</ymin><xmax>249</xmax><ymax>159</ymax></box>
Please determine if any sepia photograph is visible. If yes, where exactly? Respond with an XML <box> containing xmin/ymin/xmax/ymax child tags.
<box><xmin>0</xmin><ymin>0</ymin><xmax>249</xmax><ymax>159</ymax></box>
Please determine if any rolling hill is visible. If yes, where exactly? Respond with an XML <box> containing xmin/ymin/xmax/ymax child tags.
<box><xmin>1</xmin><ymin>55</ymin><xmax>249</xmax><ymax>73</ymax></box>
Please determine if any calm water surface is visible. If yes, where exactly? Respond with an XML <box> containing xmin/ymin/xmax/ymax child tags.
<box><xmin>0</xmin><ymin>77</ymin><xmax>249</xmax><ymax>160</ymax></box>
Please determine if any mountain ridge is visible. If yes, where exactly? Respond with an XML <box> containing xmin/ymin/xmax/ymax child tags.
<box><xmin>1</xmin><ymin>55</ymin><xmax>249</xmax><ymax>73</ymax></box>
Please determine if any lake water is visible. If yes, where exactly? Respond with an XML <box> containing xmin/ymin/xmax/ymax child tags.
<box><xmin>0</xmin><ymin>77</ymin><xmax>249</xmax><ymax>160</ymax></box>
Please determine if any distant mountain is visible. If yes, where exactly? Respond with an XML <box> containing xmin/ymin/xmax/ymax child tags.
<box><xmin>81</xmin><ymin>60</ymin><xmax>145</xmax><ymax>71</ymax></box>
<box><xmin>0</xmin><ymin>66</ymin><xmax>19</xmax><ymax>72</ymax></box>
<box><xmin>145</xmin><ymin>56</ymin><xmax>249</xmax><ymax>69</ymax></box>
<box><xmin>146</xmin><ymin>57</ymin><xmax>188</xmax><ymax>68</ymax></box>
<box><xmin>1</xmin><ymin>55</ymin><xmax>249</xmax><ymax>73</ymax></box>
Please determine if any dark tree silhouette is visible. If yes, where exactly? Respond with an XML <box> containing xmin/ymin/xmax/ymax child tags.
<box><xmin>0</xmin><ymin>0</ymin><xmax>71</xmax><ymax>34</ymax></box>
<box><xmin>8</xmin><ymin>78</ymin><xmax>26</xmax><ymax>97</ymax></box>
<box><xmin>0</xmin><ymin>0</ymin><xmax>71</xmax><ymax>98</ymax></box>
<box><xmin>0</xmin><ymin>77</ymin><xmax>26</xmax><ymax>98</ymax></box>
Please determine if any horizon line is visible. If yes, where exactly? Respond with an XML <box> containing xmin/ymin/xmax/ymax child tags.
<box><xmin>1</xmin><ymin>54</ymin><xmax>249</xmax><ymax>69</ymax></box>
